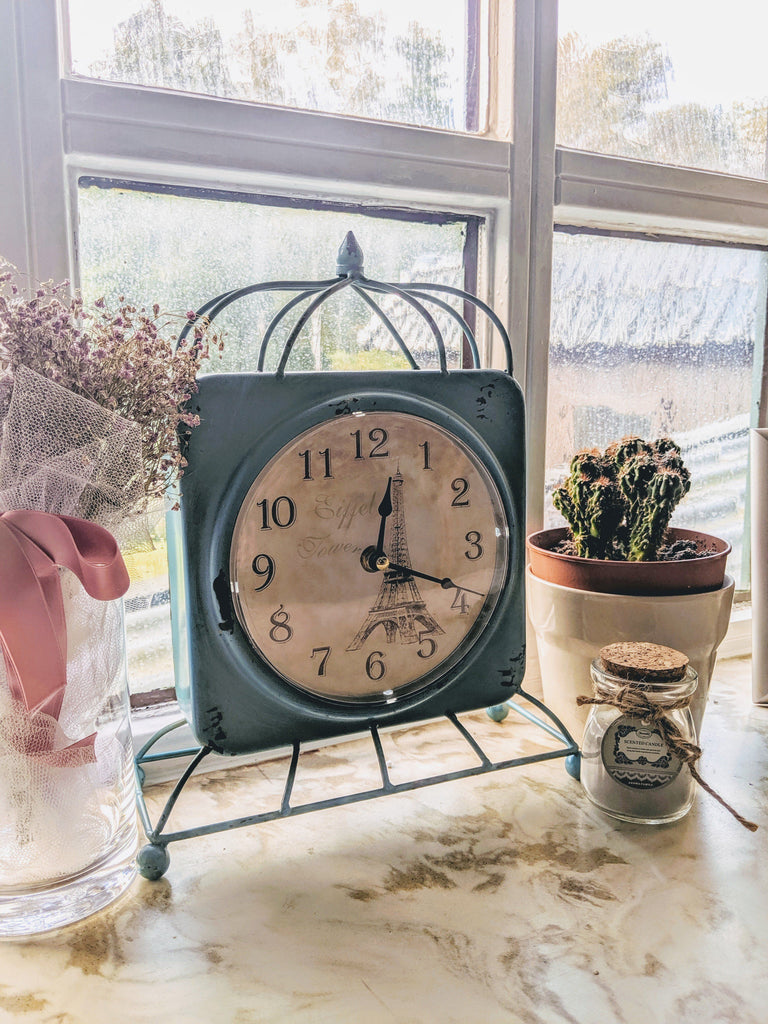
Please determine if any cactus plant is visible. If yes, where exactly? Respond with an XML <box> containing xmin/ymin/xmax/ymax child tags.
<box><xmin>552</xmin><ymin>436</ymin><xmax>691</xmax><ymax>561</ymax></box>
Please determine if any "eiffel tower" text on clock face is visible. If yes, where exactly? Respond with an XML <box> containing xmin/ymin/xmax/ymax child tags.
<box><xmin>229</xmin><ymin>410</ymin><xmax>510</xmax><ymax>703</ymax></box>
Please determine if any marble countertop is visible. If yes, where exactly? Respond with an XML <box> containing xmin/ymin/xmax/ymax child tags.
<box><xmin>1</xmin><ymin>656</ymin><xmax>766</xmax><ymax>1024</ymax></box>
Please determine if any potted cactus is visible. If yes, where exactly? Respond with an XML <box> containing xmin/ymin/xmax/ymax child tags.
<box><xmin>529</xmin><ymin>436</ymin><xmax>730</xmax><ymax>595</ymax></box>
<box><xmin>526</xmin><ymin>437</ymin><xmax>734</xmax><ymax>742</ymax></box>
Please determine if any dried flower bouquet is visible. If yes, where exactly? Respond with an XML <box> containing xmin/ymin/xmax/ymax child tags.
<box><xmin>0</xmin><ymin>259</ymin><xmax>223</xmax><ymax>516</ymax></box>
<box><xmin>0</xmin><ymin>259</ymin><xmax>223</xmax><ymax>933</ymax></box>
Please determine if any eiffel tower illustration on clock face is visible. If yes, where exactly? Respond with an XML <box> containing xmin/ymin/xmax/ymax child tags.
<box><xmin>347</xmin><ymin>471</ymin><xmax>445</xmax><ymax>651</ymax></box>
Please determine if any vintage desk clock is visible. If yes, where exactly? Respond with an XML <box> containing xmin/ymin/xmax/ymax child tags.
<box><xmin>169</xmin><ymin>234</ymin><xmax>524</xmax><ymax>754</ymax></box>
<box><xmin>135</xmin><ymin>235</ymin><xmax>577</xmax><ymax>880</ymax></box>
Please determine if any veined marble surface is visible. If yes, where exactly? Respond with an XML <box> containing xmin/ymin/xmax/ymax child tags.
<box><xmin>1</xmin><ymin>657</ymin><xmax>766</xmax><ymax>1024</ymax></box>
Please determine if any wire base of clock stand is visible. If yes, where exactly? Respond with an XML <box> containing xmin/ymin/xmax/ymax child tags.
<box><xmin>133</xmin><ymin>689</ymin><xmax>580</xmax><ymax>881</ymax></box>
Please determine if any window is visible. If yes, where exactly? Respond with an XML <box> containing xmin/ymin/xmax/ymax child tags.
<box><xmin>546</xmin><ymin>231</ymin><xmax>763</xmax><ymax>590</ymax></box>
<box><xmin>551</xmin><ymin>0</ymin><xmax>768</xmax><ymax>600</ymax></box>
<box><xmin>557</xmin><ymin>0</ymin><xmax>768</xmax><ymax>178</ymax></box>
<box><xmin>2</xmin><ymin>0</ymin><xmax>762</xmax><ymax>711</ymax></box>
<box><xmin>68</xmin><ymin>0</ymin><xmax>484</xmax><ymax>131</ymax></box>
<box><xmin>77</xmin><ymin>180</ymin><xmax>480</xmax><ymax>373</ymax></box>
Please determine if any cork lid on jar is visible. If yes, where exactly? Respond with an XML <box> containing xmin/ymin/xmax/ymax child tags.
<box><xmin>599</xmin><ymin>641</ymin><xmax>689</xmax><ymax>682</ymax></box>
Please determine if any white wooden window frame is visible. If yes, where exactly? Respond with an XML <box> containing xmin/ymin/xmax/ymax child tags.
<box><xmin>0</xmin><ymin>0</ymin><xmax>758</xmax><ymax>760</ymax></box>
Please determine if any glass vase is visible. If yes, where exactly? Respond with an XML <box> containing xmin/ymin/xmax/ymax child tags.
<box><xmin>0</xmin><ymin>575</ymin><xmax>137</xmax><ymax>937</ymax></box>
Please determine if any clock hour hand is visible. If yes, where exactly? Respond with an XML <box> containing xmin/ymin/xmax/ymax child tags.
<box><xmin>379</xmin><ymin>557</ymin><xmax>484</xmax><ymax>598</ymax></box>
<box><xmin>361</xmin><ymin>477</ymin><xmax>394</xmax><ymax>572</ymax></box>
<box><xmin>375</xmin><ymin>476</ymin><xmax>393</xmax><ymax>555</ymax></box>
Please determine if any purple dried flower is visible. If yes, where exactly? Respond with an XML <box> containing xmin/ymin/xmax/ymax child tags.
<box><xmin>0</xmin><ymin>256</ymin><xmax>225</xmax><ymax>514</ymax></box>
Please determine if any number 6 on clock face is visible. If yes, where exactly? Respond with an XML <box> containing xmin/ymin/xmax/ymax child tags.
<box><xmin>229</xmin><ymin>411</ymin><xmax>510</xmax><ymax>703</ymax></box>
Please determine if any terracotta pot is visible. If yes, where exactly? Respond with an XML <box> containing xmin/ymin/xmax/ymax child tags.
<box><xmin>526</xmin><ymin>526</ymin><xmax>731</xmax><ymax>596</ymax></box>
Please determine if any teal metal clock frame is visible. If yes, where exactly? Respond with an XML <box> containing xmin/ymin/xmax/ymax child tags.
<box><xmin>169</xmin><ymin>368</ymin><xmax>526</xmax><ymax>755</ymax></box>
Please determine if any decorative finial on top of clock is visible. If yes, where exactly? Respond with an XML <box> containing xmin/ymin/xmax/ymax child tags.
<box><xmin>336</xmin><ymin>231</ymin><xmax>364</xmax><ymax>278</ymax></box>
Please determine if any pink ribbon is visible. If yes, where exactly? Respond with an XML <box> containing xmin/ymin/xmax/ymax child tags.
<box><xmin>0</xmin><ymin>510</ymin><xmax>130</xmax><ymax>767</ymax></box>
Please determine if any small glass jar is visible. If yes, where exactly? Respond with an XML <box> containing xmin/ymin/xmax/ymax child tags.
<box><xmin>580</xmin><ymin>658</ymin><xmax>699</xmax><ymax>825</ymax></box>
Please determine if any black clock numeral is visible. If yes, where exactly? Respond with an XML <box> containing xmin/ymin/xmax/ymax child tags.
<box><xmin>256</xmin><ymin>496</ymin><xmax>297</xmax><ymax>530</ymax></box>
<box><xmin>368</xmin><ymin>429</ymin><xmax>389</xmax><ymax>458</ymax></box>
<box><xmin>419</xmin><ymin>440</ymin><xmax>432</xmax><ymax>470</ymax></box>
<box><xmin>417</xmin><ymin>631</ymin><xmax>437</xmax><ymax>659</ymax></box>
<box><xmin>464</xmin><ymin>531</ymin><xmax>483</xmax><ymax>560</ymax></box>
<box><xmin>268</xmin><ymin>605</ymin><xmax>293</xmax><ymax>643</ymax></box>
<box><xmin>451</xmin><ymin>477</ymin><xmax>470</xmax><ymax>507</ymax></box>
<box><xmin>299</xmin><ymin>448</ymin><xmax>333</xmax><ymax>480</ymax></box>
<box><xmin>365</xmin><ymin>651</ymin><xmax>386</xmax><ymax>681</ymax></box>
<box><xmin>311</xmin><ymin>646</ymin><xmax>331</xmax><ymax>676</ymax></box>
<box><xmin>451</xmin><ymin>589</ymin><xmax>471</xmax><ymax>614</ymax></box>
<box><xmin>352</xmin><ymin>428</ymin><xmax>389</xmax><ymax>460</ymax></box>
<box><xmin>251</xmin><ymin>553</ymin><xmax>275</xmax><ymax>592</ymax></box>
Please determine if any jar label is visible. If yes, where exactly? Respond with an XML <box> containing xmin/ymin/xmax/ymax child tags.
<box><xmin>601</xmin><ymin>716</ymin><xmax>683</xmax><ymax>790</ymax></box>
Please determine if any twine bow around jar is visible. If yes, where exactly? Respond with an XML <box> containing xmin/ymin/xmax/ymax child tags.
<box><xmin>577</xmin><ymin>642</ymin><xmax>758</xmax><ymax>832</ymax></box>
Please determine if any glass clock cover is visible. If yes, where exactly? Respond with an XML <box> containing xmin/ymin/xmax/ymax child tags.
<box><xmin>229</xmin><ymin>411</ymin><xmax>509</xmax><ymax>703</ymax></box>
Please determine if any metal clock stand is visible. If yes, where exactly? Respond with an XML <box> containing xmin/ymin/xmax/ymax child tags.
<box><xmin>134</xmin><ymin>234</ymin><xmax>579</xmax><ymax>881</ymax></box>
<box><xmin>135</xmin><ymin>697</ymin><xmax>578</xmax><ymax>881</ymax></box>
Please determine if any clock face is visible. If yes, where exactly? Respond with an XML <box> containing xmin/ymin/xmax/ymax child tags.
<box><xmin>229</xmin><ymin>410</ymin><xmax>510</xmax><ymax>703</ymax></box>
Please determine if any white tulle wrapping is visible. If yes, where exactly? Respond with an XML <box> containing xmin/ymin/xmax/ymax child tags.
<box><xmin>0</xmin><ymin>365</ymin><xmax>143</xmax><ymax>524</ymax></box>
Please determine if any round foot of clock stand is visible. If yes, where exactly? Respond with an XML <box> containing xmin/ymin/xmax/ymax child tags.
<box><xmin>137</xmin><ymin>843</ymin><xmax>171</xmax><ymax>881</ymax></box>
<box><xmin>133</xmin><ymin>693</ymin><xmax>579</xmax><ymax>880</ymax></box>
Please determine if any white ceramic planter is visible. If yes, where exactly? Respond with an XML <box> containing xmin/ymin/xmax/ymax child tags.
<box><xmin>526</xmin><ymin>567</ymin><xmax>735</xmax><ymax>745</ymax></box>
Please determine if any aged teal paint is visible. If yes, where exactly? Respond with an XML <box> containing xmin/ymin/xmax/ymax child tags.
<box><xmin>170</xmin><ymin>370</ymin><xmax>526</xmax><ymax>755</ymax></box>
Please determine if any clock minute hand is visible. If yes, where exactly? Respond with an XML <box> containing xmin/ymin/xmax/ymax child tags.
<box><xmin>380</xmin><ymin>558</ymin><xmax>484</xmax><ymax>598</ymax></box>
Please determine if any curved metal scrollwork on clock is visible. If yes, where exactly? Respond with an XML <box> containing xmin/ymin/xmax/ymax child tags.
<box><xmin>134</xmin><ymin>234</ymin><xmax>578</xmax><ymax>881</ymax></box>
<box><xmin>176</xmin><ymin>231</ymin><xmax>514</xmax><ymax>377</ymax></box>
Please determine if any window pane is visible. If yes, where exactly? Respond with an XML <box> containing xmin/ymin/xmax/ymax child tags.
<box><xmin>557</xmin><ymin>0</ymin><xmax>768</xmax><ymax>178</ymax></box>
<box><xmin>545</xmin><ymin>232</ymin><xmax>764</xmax><ymax>590</ymax></box>
<box><xmin>77</xmin><ymin>182</ymin><xmax>475</xmax><ymax>373</ymax></box>
<box><xmin>76</xmin><ymin>180</ymin><xmax>479</xmax><ymax>696</ymax></box>
<box><xmin>67</xmin><ymin>0</ymin><xmax>480</xmax><ymax>132</ymax></box>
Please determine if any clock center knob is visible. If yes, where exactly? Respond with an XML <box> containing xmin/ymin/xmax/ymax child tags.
<box><xmin>360</xmin><ymin>545</ymin><xmax>390</xmax><ymax>573</ymax></box>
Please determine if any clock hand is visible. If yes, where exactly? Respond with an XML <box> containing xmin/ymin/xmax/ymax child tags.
<box><xmin>360</xmin><ymin>477</ymin><xmax>394</xmax><ymax>572</ymax></box>
<box><xmin>375</xmin><ymin>476</ymin><xmax>393</xmax><ymax>555</ymax></box>
<box><xmin>376</xmin><ymin>556</ymin><xmax>484</xmax><ymax>597</ymax></box>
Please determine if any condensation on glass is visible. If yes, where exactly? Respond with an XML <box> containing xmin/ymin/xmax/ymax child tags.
<box><xmin>545</xmin><ymin>231</ymin><xmax>765</xmax><ymax>590</ymax></box>
<box><xmin>76</xmin><ymin>179</ymin><xmax>480</xmax><ymax>697</ymax></box>
<box><xmin>557</xmin><ymin>0</ymin><xmax>768</xmax><ymax>179</ymax></box>
<box><xmin>66</xmin><ymin>0</ymin><xmax>484</xmax><ymax>133</ymax></box>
